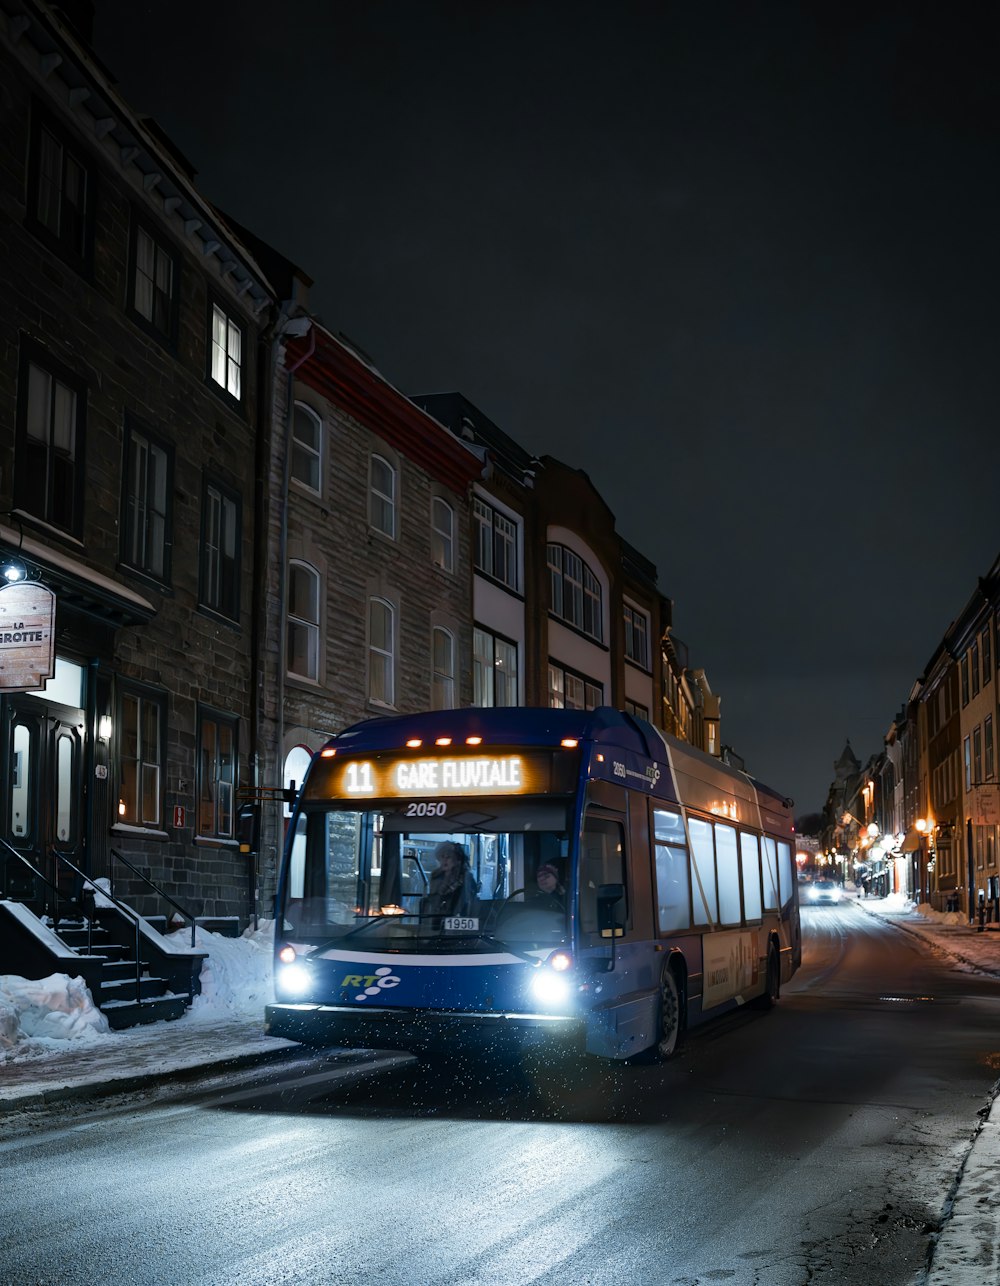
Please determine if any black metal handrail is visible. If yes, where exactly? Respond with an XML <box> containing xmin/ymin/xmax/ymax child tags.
<box><xmin>0</xmin><ymin>836</ymin><xmax>80</xmax><ymax>934</ymax></box>
<box><xmin>53</xmin><ymin>851</ymin><xmax>144</xmax><ymax>1005</ymax></box>
<box><xmin>109</xmin><ymin>847</ymin><xmax>198</xmax><ymax>948</ymax></box>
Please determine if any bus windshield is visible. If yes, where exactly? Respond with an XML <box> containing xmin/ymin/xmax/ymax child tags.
<box><xmin>281</xmin><ymin>797</ymin><xmax>572</xmax><ymax>951</ymax></box>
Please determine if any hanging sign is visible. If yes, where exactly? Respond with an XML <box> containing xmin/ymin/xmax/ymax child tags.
<box><xmin>0</xmin><ymin>582</ymin><xmax>55</xmax><ymax>691</ymax></box>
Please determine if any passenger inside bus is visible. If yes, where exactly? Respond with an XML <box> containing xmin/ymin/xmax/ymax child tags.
<box><xmin>419</xmin><ymin>841</ymin><xmax>479</xmax><ymax>923</ymax></box>
<box><xmin>531</xmin><ymin>862</ymin><xmax>566</xmax><ymax>912</ymax></box>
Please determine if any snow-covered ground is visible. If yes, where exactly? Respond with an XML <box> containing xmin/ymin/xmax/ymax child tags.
<box><xmin>0</xmin><ymin>919</ymin><xmax>276</xmax><ymax>1064</ymax></box>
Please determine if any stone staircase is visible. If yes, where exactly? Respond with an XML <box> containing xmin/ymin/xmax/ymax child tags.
<box><xmin>52</xmin><ymin>919</ymin><xmax>188</xmax><ymax>1028</ymax></box>
<box><xmin>0</xmin><ymin>899</ymin><xmax>207</xmax><ymax>1030</ymax></box>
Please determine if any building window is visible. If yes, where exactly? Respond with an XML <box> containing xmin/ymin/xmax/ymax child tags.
<box><xmin>29</xmin><ymin>110</ymin><xmax>92</xmax><ymax>267</ymax></box>
<box><xmin>432</xmin><ymin>627</ymin><xmax>456</xmax><ymax>709</ymax></box>
<box><xmin>209</xmin><ymin>302</ymin><xmax>244</xmax><ymax>401</ymax></box>
<box><xmin>473</xmin><ymin>497</ymin><xmax>518</xmax><ymax>590</ymax></box>
<box><xmin>287</xmin><ymin>561</ymin><xmax>320</xmax><ymax>681</ymax></box>
<box><xmin>548</xmin><ymin>662</ymin><xmax>602</xmax><ymax>710</ymax></box>
<box><xmin>368</xmin><ymin>598</ymin><xmax>395</xmax><ymax>706</ymax></box>
<box><xmin>15</xmin><ymin>342</ymin><xmax>85</xmax><ymax>536</ymax></box>
<box><xmin>624</xmin><ymin>603</ymin><xmax>650</xmax><ymax>669</ymax></box>
<box><xmin>473</xmin><ymin>627</ymin><xmax>518</xmax><ymax>707</ymax></box>
<box><xmin>547</xmin><ymin>544</ymin><xmax>603</xmax><ymax>641</ymax></box>
<box><xmin>964</xmin><ymin>735</ymin><xmax>972</xmax><ymax>792</ymax></box>
<box><xmin>625</xmin><ymin>700</ymin><xmax>649</xmax><ymax>720</ymax></box>
<box><xmin>986</xmin><ymin>716</ymin><xmax>995</xmax><ymax>781</ymax></box>
<box><xmin>974</xmin><ymin>725</ymin><xmax>983</xmax><ymax>786</ymax></box>
<box><xmin>431</xmin><ymin>497</ymin><xmax>455</xmax><ymax>573</ymax></box>
<box><xmin>118</xmin><ymin>686</ymin><xmax>165</xmax><ymax>828</ymax></box>
<box><xmin>972</xmin><ymin>639</ymin><xmax>981</xmax><ymax>697</ymax></box>
<box><xmin>983</xmin><ymin>627</ymin><xmax>992</xmax><ymax>685</ymax></box>
<box><xmin>200</xmin><ymin>479</ymin><xmax>240</xmax><ymax>620</ymax></box>
<box><xmin>370</xmin><ymin>455</ymin><xmax>396</xmax><ymax>539</ymax></box>
<box><xmin>122</xmin><ymin>419</ymin><xmax>172</xmax><ymax>583</ymax></box>
<box><xmin>129</xmin><ymin>216</ymin><xmax>178</xmax><ymax>341</ymax></box>
<box><xmin>198</xmin><ymin>709</ymin><xmax>237</xmax><ymax>839</ymax></box>
<box><xmin>292</xmin><ymin>403</ymin><xmax>322</xmax><ymax>493</ymax></box>
<box><xmin>961</xmin><ymin>652</ymin><xmax>970</xmax><ymax>706</ymax></box>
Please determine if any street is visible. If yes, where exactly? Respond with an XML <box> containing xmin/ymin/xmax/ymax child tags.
<box><xmin>2</xmin><ymin>905</ymin><xmax>998</xmax><ymax>1286</ymax></box>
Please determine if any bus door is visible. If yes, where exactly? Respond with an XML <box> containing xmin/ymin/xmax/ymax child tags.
<box><xmin>578</xmin><ymin>789</ymin><xmax>659</xmax><ymax>1058</ymax></box>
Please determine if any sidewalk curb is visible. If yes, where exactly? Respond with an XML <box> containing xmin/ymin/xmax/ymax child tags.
<box><xmin>0</xmin><ymin>1042</ymin><xmax>304</xmax><ymax>1116</ymax></box>
<box><xmin>850</xmin><ymin>899</ymin><xmax>1000</xmax><ymax>981</ymax></box>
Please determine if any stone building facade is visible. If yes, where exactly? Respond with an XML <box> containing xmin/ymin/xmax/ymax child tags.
<box><xmin>0</xmin><ymin>0</ymin><xmax>276</xmax><ymax>922</ymax></box>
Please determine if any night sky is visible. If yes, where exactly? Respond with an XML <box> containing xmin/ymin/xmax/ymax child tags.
<box><xmin>92</xmin><ymin>2</ymin><xmax>1000</xmax><ymax>819</ymax></box>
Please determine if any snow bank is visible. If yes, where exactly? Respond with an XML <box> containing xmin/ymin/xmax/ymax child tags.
<box><xmin>181</xmin><ymin>919</ymin><xmax>275</xmax><ymax>1020</ymax></box>
<box><xmin>0</xmin><ymin>973</ymin><xmax>110</xmax><ymax>1056</ymax></box>
<box><xmin>0</xmin><ymin>921</ymin><xmax>275</xmax><ymax>1060</ymax></box>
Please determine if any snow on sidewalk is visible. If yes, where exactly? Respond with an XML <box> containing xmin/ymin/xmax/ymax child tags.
<box><xmin>0</xmin><ymin>920</ymin><xmax>294</xmax><ymax>1106</ymax></box>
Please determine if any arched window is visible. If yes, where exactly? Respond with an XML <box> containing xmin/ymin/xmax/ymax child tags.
<box><xmin>370</xmin><ymin>455</ymin><xmax>396</xmax><ymax>538</ymax></box>
<box><xmin>431</xmin><ymin>497</ymin><xmax>454</xmax><ymax>572</ymax></box>
<box><xmin>287</xmin><ymin>560</ymin><xmax>320</xmax><ymax>681</ymax></box>
<box><xmin>432</xmin><ymin>627</ymin><xmax>455</xmax><ymax>709</ymax></box>
<box><xmin>292</xmin><ymin>403</ymin><xmax>323</xmax><ymax>493</ymax></box>
<box><xmin>283</xmin><ymin>745</ymin><xmax>313</xmax><ymax>818</ymax></box>
<box><xmin>369</xmin><ymin>597</ymin><xmax>395</xmax><ymax>705</ymax></box>
<box><xmin>547</xmin><ymin>543</ymin><xmax>603</xmax><ymax>642</ymax></box>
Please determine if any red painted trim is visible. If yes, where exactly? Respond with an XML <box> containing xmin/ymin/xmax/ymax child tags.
<box><xmin>285</xmin><ymin>331</ymin><xmax>481</xmax><ymax>494</ymax></box>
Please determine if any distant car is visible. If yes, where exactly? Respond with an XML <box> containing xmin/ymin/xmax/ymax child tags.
<box><xmin>807</xmin><ymin>879</ymin><xmax>841</xmax><ymax>904</ymax></box>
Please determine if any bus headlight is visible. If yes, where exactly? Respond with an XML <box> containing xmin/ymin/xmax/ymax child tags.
<box><xmin>531</xmin><ymin>970</ymin><xmax>571</xmax><ymax>1005</ymax></box>
<box><xmin>278</xmin><ymin>963</ymin><xmax>312</xmax><ymax>997</ymax></box>
<box><xmin>530</xmin><ymin>952</ymin><xmax>575</xmax><ymax>1007</ymax></box>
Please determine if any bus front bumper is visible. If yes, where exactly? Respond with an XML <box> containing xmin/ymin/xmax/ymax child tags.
<box><xmin>264</xmin><ymin>1002</ymin><xmax>585</xmax><ymax>1055</ymax></box>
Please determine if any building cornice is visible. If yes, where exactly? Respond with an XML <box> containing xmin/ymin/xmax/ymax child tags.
<box><xmin>1</xmin><ymin>0</ymin><xmax>276</xmax><ymax>318</ymax></box>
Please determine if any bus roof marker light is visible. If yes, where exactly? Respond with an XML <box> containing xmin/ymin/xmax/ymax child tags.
<box><xmin>561</xmin><ymin>739</ymin><xmax>578</xmax><ymax>749</ymax></box>
<box><xmin>466</xmin><ymin>736</ymin><xmax>482</xmax><ymax>745</ymax></box>
<box><xmin>320</xmin><ymin>748</ymin><xmax>336</xmax><ymax>758</ymax></box>
<box><xmin>435</xmin><ymin>737</ymin><xmax>452</xmax><ymax>746</ymax></box>
<box><xmin>406</xmin><ymin>739</ymin><xmax>422</xmax><ymax>748</ymax></box>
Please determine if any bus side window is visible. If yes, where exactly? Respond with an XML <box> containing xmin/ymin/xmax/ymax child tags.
<box><xmin>777</xmin><ymin>841</ymin><xmax>793</xmax><ymax>907</ymax></box>
<box><xmin>653</xmin><ymin>807</ymin><xmax>690</xmax><ymax>933</ymax></box>
<box><xmin>580</xmin><ymin>815</ymin><xmax>627</xmax><ymax>935</ymax></box>
<box><xmin>715</xmin><ymin>823</ymin><xmax>741</xmax><ymax>926</ymax></box>
<box><xmin>762</xmin><ymin>837</ymin><xmax>779</xmax><ymax>910</ymax></box>
<box><xmin>688</xmin><ymin>817</ymin><xmax>718</xmax><ymax>926</ymax></box>
<box><xmin>740</xmin><ymin>832</ymin><xmax>763</xmax><ymax>920</ymax></box>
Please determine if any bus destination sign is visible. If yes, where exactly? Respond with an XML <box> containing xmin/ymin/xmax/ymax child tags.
<box><xmin>342</xmin><ymin>755</ymin><xmax>529</xmax><ymax>797</ymax></box>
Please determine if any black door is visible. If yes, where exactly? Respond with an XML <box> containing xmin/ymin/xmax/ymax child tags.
<box><xmin>1</xmin><ymin>696</ymin><xmax>86</xmax><ymax>905</ymax></box>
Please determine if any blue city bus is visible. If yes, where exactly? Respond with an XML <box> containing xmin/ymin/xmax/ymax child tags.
<box><xmin>265</xmin><ymin>707</ymin><xmax>801</xmax><ymax>1063</ymax></box>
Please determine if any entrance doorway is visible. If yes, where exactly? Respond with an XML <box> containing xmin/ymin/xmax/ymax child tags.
<box><xmin>0</xmin><ymin>659</ymin><xmax>87</xmax><ymax>906</ymax></box>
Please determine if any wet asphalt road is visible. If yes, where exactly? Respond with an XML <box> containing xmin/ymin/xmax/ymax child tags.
<box><xmin>2</xmin><ymin>904</ymin><xmax>999</xmax><ymax>1286</ymax></box>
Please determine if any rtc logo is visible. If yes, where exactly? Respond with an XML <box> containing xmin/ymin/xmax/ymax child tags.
<box><xmin>341</xmin><ymin>966</ymin><xmax>401</xmax><ymax>1002</ymax></box>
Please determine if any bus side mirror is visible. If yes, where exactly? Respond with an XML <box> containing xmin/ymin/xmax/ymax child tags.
<box><xmin>597</xmin><ymin>883</ymin><xmax>625</xmax><ymax>937</ymax></box>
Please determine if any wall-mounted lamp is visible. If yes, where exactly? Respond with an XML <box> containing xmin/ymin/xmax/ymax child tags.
<box><xmin>0</xmin><ymin>555</ymin><xmax>28</xmax><ymax>584</ymax></box>
<box><xmin>99</xmin><ymin>715</ymin><xmax>113</xmax><ymax>740</ymax></box>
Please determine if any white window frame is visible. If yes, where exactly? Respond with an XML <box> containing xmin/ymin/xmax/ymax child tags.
<box><xmin>432</xmin><ymin>626</ymin><xmax>456</xmax><ymax>709</ymax></box>
<box><xmin>287</xmin><ymin>560</ymin><xmax>321</xmax><ymax>682</ymax></box>
<box><xmin>431</xmin><ymin>497</ymin><xmax>455</xmax><ymax>573</ymax></box>
<box><xmin>291</xmin><ymin>403</ymin><xmax>323</xmax><ymax>494</ymax></box>
<box><xmin>473</xmin><ymin>627</ymin><xmax>518</xmax><ymax>707</ymax></box>
<box><xmin>624</xmin><ymin>602</ymin><xmax>650</xmax><ymax>670</ymax></box>
<box><xmin>368</xmin><ymin>597</ymin><xmax>395</xmax><ymax>707</ymax></box>
<box><xmin>210</xmin><ymin>302</ymin><xmax>243</xmax><ymax>401</ymax></box>
<box><xmin>370</xmin><ymin>454</ymin><xmax>396</xmax><ymax>539</ymax></box>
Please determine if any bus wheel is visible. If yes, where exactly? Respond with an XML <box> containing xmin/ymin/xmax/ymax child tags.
<box><xmin>656</xmin><ymin>966</ymin><xmax>683</xmax><ymax>1060</ymax></box>
<box><xmin>753</xmin><ymin>943</ymin><xmax>780</xmax><ymax>1010</ymax></box>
